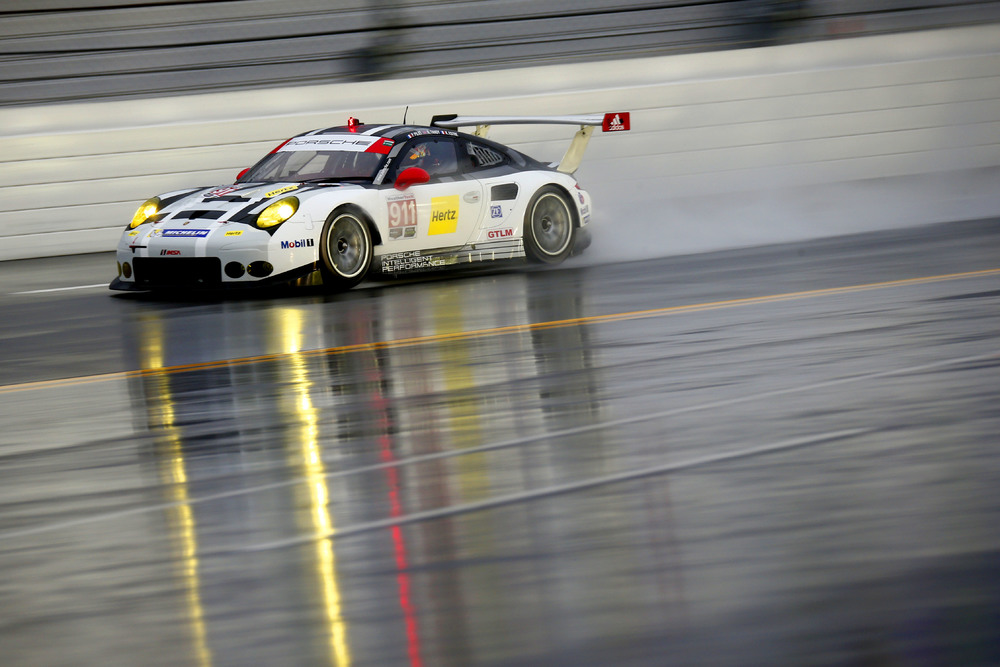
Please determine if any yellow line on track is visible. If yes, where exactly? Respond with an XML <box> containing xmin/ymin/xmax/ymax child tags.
<box><xmin>2</xmin><ymin>267</ymin><xmax>998</xmax><ymax>396</ymax></box>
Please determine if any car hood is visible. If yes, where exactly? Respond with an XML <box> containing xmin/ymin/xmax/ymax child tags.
<box><xmin>151</xmin><ymin>181</ymin><xmax>365</xmax><ymax>226</ymax></box>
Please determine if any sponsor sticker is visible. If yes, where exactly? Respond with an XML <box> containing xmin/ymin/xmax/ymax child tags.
<box><xmin>127</xmin><ymin>230</ymin><xmax>141</xmax><ymax>237</ymax></box>
<box><xmin>266</xmin><ymin>185</ymin><xmax>299</xmax><ymax>198</ymax></box>
<box><xmin>161</xmin><ymin>229</ymin><xmax>211</xmax><ymax>238</ymax></box>
<box><xmin>160</xmin><ymin>249</ymin><xmax>181</xmax><ymax>256</ymax></box>
<box><xmin>602</xmin><ymin>112</ymin><xmax>630</xmax><ymax>132</ymax></box>
<box><xmin>487</xmin><ymin>228</ymin><xmax>513</xmax><ymax>239</ymax></box>
<box><xmin>207</xmin><ymin>186</ymin><xmax>239</xmax><ymax>197</ymax></box>
<box><xmin>365</xmin><ymin>138</ymin><xmax>395</xmax><ymax>154</ymax></box>
<box><xmin>428</xmin><ymin>195</ymin><xmax>460</xmax><ymax>235</ymax></box>
<box><xmin>224</xmin><ymin>230</ymin><xmax>243</xmax><ymax>237</ymax></box>
<box><xmin>279</xmin><ymin>238</ymin><xmax>315</xmax><ymax>249</ymax></box>
<box><xmin>490</xmin><ymin>205</ymin><xmax>503</xmax><ymax>219</ymax></box>
<box><xmin>387</xmin><ymin>193</ymin><xmax>417</xmax><ymax>239</ymax></box>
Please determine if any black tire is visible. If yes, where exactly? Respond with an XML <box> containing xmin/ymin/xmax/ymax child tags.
<box><xmin>319</xmin><ymin>208</ymin><xmax>373</xmax><ymax>290</ymax></box>
<box><xmin>524</xmin><ymin>186</ymin><xmax>576</xmax><ymax>264</ymax></box>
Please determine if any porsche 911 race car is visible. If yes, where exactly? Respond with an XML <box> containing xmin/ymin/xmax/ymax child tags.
<box><xmin>110</xmin><ymin>112</ymin><xmax>630</xmax><ymax>292</ymax></box>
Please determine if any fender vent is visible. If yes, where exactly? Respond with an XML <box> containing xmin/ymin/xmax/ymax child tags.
<box><xmin>491</xmin><ymin>183</ymin><xmax>518</xmax><ymax>201</ymax></box>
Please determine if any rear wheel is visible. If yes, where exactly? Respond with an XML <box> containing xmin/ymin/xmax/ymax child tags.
<box><xmin>319</xmin><ymin>208</ymin><xmax>372</xmax><ymax>290</ymax></box>
<box><xmin>524</xmin><ymin>186</ymin><xmax>575</xmax><ymax>264</ymax></box>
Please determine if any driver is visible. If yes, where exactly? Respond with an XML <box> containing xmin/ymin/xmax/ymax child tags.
<box><xmin>404</xmin><ymin>141</ymin><xmax>455</xmax><ymax>176</ymax></box>
<box><xmin>406</xmin><ymin>143</ymin><xmax>435</xmax><ymax>170</ymax></box>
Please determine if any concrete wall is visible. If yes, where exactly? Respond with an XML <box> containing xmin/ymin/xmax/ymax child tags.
<box><xmin>8</xmin><ymin>1</ymin><xmax>998</xmax><ymax>106</ymax></box>
<box><xmin>2</xmin><ymin>24</ymin><xmax>998</xmax><ymax>261</ymax></box>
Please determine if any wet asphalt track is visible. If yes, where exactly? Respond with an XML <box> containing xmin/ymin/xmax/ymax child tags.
<box><xmin>1</xmin><ymin>219</ymin><xmax>999</xmax><ymax>666</ymax></box>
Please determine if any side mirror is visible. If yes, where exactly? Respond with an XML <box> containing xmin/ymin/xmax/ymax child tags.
<box><xmin>236</xmin><ymin>168</ymin><xmax>250</xmax><ymax>182</ymax></box>
<box><xmin>394</xmin><ymin>166</ymin><xmax>430</xmax><ymax>191</ymax></box>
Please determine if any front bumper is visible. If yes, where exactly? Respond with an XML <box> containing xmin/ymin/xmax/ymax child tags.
<box><xmin>109</xmin><ymin>262</ymin><xmax>319</xmax><ymax>292</ymax></box>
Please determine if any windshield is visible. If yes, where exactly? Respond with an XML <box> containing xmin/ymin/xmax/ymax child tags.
<box><xmin>240</xmin><ymin>149</ymin><xmax>386</xmax><ymax>184</ymax></box>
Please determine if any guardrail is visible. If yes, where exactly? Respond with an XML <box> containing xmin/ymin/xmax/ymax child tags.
<box><xmin>4</xmin><ymin>1</ymin><xmax>999</xmax><ymax>106</ymax></box>
<box><xmin>1</xmin><ymin>24</ymin><xmax>998</xmax><ymax>261</ymax></box>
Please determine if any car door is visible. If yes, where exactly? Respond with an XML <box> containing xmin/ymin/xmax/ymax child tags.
<box><xmin>377</xmin><ymin>136</ymin><xmax>484</xmax><ymax>254</ymax></box>
<box><xmin>457</xmin><ymin>137</ymin><xmax>525</xmax><ymax>246</ymax></box>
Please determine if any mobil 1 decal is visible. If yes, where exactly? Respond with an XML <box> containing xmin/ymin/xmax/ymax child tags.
<box><xmin>387</xmin><ymin>193</ymin><xmax>417</xmax><ymax>239</ymax></box>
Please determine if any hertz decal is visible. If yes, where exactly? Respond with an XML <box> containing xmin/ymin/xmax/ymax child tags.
<box><xmin>266</xmin><ymin>185</ymin><xmax>299</xmax><ymax>198</ymax></box>
<box><xmin>224</xmin><ymin>230</ymin><xmax>243</xmax><ymax>237</ymax></box>
<box><xmin>428</xmin><ymin>195</ymin><xmax>460</xmax><ymax>235</ymax></box>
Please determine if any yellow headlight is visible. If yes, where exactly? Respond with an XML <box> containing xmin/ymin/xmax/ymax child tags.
<box><xmin>257</xmin><ymin>197</ymin><xmax>299</xmax><ymax>228</ymax></box>
<box><xmin>129</xmin><ymin>197</ymin><xmax>160</xmax><ymax>228</ymax></box>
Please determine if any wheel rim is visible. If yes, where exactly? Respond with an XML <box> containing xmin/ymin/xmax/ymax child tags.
<box><xmin>325</xmin><ymin>215</ymin><xmax>367</xmax><ymax>278</ymax></box>
<box><xmin>531</xmin><ymin>193</ymin><xmax>572</xmax><ymax>256</ymax></box>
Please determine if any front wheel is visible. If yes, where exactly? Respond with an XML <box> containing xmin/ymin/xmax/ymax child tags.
<box><xmin>319</xmin><ymin>208</ymin><xmax>372</xmax><ymax>291</ymax></box>
<box><xmin>524</xmin><ymin>186</ymin><xmax>575</xmax><ymax>264</ymax></box>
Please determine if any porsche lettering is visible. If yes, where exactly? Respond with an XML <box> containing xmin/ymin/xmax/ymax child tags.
<box><xmin>383</xmin><ymin>251</ymin><xmax>422</xmax><ymax>260</ymax></box>
<box><xmin>284</xmin><ymin>138</ymin><xmax>373</xmax><ymax>147</ymax></box>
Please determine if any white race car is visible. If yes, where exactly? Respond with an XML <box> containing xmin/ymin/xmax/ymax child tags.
<box><xmin>110</xmin><ymin>112</ymin><xmax>630</xmax><ymax>292</ymax></box>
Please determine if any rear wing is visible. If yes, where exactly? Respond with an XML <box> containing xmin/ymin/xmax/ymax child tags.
<box><xmin>430</xmin><ymin>112</ymin><xmax>630</xmax><ymax>175</ymax></box>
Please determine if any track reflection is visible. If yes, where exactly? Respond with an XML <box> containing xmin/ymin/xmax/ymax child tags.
<box><xmin>123</xmin><ymin>271</ymin><xmax>657</xmax><ymax>666</ymax></box>
<box><xmin>6</xmin><ymin>222</ymin><xmax>999</xmax><ymax>666</ymax></box>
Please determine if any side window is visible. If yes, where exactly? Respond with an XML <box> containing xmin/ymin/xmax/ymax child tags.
<box><xmin>465</xmin><ymin>140</ymin><xmax>508</xmax><ymax>171</ymax></box>
<box><xmin>396</xmin><ymin>139</ymin><xmax>459</xmax><ymax>179</ymax></box>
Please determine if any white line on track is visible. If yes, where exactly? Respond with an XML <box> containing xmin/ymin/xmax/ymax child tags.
<box><xmin>12</xmin><ymin>283</ymin><xmax>107</xmax><ymax>295</ymax></box>
<box><xmin>241</xmin><ymin>429</ymin><xmax>872</xmax><ymax>552</ymax></box>
<box><xmin>0</xmin><ymin>351</ymin><xmax>993</xmax><ymax>544</ymax></box>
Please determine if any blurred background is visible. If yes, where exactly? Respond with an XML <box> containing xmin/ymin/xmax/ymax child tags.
<box><xmin>3</xmin><ymin>0</ymin><xmax>999</xmax><ymax>105</ymax></box>
<box><xmin>3</xmin><ymin>0</ymin><xmax>1000</xmax><ymax>261</ymax></box>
